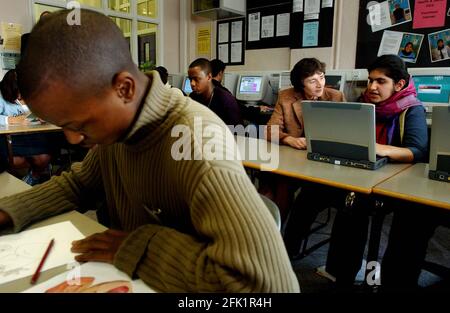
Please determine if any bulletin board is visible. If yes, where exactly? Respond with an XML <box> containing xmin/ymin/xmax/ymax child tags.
<box><xmin>289</xmin><ymin>4</ymin><xmax>335</xmax><ymax>49</ymax></box>
<box><xmin>246</xmin><ymin>0</ymin><xmax>335</xmax><ymax>50</ymax></box>
<box><xmin>246</xmin><ymin>1</ymin><xmax>293</xmax><ymax>50</ymax></box>
<box><xmin>356</xmin><ymin>0</ymin><xmax>450</xmax><ymax>69</ymax></box>
<box><xmin>216</xmin><ymin>17</ymin><xmax>246</xmax><ymax>65</ymax></box>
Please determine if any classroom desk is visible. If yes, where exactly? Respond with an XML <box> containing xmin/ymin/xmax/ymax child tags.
<box><xmin>0</xmin><ymin>123</ymin><xmax>62</xmax><ymax>167</ymax></box>
<box><xmin>0</xmin><ymin>172</ymin><xmax>106</xmax><ymax>293</ymax></box>
<box><xmin>236</xmin><ymin>136</ymin><xmax>411</xmax><ymax>194</ymax></box>
<box><xmin>373</xmin><ymin>163</ymin><xmax>450</xmax><ymax>210</ymax></box>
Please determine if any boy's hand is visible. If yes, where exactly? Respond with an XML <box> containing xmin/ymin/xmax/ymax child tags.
<box><xmin>71</xmin><ymin>229</ymin><xmax>129</xmax><ymax>263</ymax></box>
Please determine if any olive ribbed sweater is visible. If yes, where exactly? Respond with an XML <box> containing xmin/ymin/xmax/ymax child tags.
<box><xmin>0</xmin><ymin>72</ymin><xmax>299</xmax><ymax>293</ymax></box>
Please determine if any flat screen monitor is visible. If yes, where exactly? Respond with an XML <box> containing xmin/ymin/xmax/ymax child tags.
<box><xmin>236</xmin><ymin>75</ymin><xmax>267</xmax><ymax>103</ymax></box>
<box><xmin>182</xmin><ymin>76</ymin><xmax>193</xmax><ymax>95</ymax></box>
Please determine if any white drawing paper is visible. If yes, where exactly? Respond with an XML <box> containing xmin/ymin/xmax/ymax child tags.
<box><xmin>0</xmin><ymin>221</ymin><xmax>84</xmax><ymax>285</ymax></box>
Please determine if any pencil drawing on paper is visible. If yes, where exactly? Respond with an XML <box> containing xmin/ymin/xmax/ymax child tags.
<box><xmin>45</xmin><ymin>277</ymin><xmax>133</xmax><ymax>293</ymax></box>
<box><xmin>0</xmin><ymin>242</ymin><xmax>48</xmax><ymax>279</ymax></box>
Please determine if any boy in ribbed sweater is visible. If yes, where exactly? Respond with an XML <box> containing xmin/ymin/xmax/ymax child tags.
<box><xmin>0</xmin><ymin>9</ymin><xmax>299</xmax><ymax>292</ymax></box>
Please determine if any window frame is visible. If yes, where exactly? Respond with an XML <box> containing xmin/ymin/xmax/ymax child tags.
<box><xmin>30</xmin><ymin>0</ymin><xmax>163</xmax><ymax>66</ymax></box>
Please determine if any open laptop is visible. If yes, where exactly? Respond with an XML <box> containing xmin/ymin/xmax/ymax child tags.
<box><xmin>302</xmin><ymin>101</ymin><xmax>388</xmax><ymax>170</ymax></box>
<box><xmin>428</xmin><ymin>106</ymin><xmax>450</xmax><ymax>182</ymax></box>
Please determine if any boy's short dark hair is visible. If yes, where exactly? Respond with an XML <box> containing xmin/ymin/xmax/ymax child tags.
<box><xmin>290</xmin><ymin>58</ymin><xmax>326</xmax><ymax>92</ymax></box>
<box><xmin>0</xmin><ymin>69</ymin><xmax>19</xmax><ymax>103</ymax></box>
<box><xmin>189</xmin><ymin>58</ymin><xmax>212</xmax><ymax>75</ymax></box>
<box><xmin>17</xmin><ymin>9</ymin><xmax>137</xmax><ymax>102</ymax></box>
<box><xmin>210</xmin><ymin>59</ymin><xmax>226</xmax><ymax>77</ymax></box>
<box><xmin>155</xmin><ymin>66</ymin><xmax>169</xmax><ymax>84</ymax></box>
<box><xmin>367</xmin><ymin>54</ymin><xmax>410</xmax><ymax>86</ymax></box>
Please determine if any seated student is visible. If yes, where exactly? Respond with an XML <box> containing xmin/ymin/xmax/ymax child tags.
<box><xmin>188</xmin><ymin>58</ymin><xmax>243</xmax><ymax>126</ymax></box>
<box><xmin>323</xmin><ymin>54</ymin><xmax>428</xmax><ymax>289</ymax></box>
<box><xmin>266</xmin><ymin>58</ymin><xmax>345</xmax><ymax>149</ymax></box>
<box><xmin>0</xmin><ymin>69</ymin><xmax>52</xmax><ymax>185</ymax></box>
<box><xmin>155</xmin><ymin>66</ymin><xmax>169</xmax><ymax>85</ymax></box>
<box><xmin>261</xmin><ymin>58</ymin><xmax>345</xmax><ymax>219</ymax></box>
<box><xmin>210</xmin><ymin>58</ymin><xmax>228</xmax><ymax>92</ymax></box>
<box><xmin>0</xmin><ymin>10</ymin><xmax>299</xmax><ymax>293</ymax></box>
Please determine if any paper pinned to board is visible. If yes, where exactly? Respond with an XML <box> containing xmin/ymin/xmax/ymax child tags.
<box><xmin>24</xmin><ymin>262</ymin><xmax>156</xmax><ymax>293</ymax></box>
<box><xmin>0</xmin><ymin>221</ymin><xmax>84</xmax><ymax>285</ymax></box>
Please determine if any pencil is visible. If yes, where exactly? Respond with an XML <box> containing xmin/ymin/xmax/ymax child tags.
<box><xmin>30</xmin><ymin>238</ymin><xmax>55</xmax><ymax>284</ymax></box>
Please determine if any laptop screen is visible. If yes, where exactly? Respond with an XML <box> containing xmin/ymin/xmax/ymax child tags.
<box><xmin>302</xmin><ymin>101</ymin><xmax>378</xmax><ymax>163</ymax></box>
<box><xmin>429</xmin><ymin>106</ymin><xmax>450</xmax><ymax>173</ymax></box>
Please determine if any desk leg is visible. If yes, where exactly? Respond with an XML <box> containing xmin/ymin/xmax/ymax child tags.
<box><xmin>5</xmin><ymin>134</ymin><xmax>14</xmax><ymax>169</ymax></box>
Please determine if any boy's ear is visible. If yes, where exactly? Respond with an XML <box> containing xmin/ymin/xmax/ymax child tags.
<box><xmin>113</xmin><ymin>72</ymin><xmax>135</xmax><ymax>102</ymax></box>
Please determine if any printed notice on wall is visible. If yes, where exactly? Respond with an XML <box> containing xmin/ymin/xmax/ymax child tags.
<box><xmin>293</xmin><ymin>0</ymin><xmax>303</xmax><ymax>13</ymax></box>
<box><xmin>218</xmin><ymin>23</ymin><xmax>229</xmax><ymax>43</ymax></box>
<box><xmin>218</xmin><ymin>43</ymin><xmax>229</xmax><ymax>63</ymax></box>
<box><xmin>413</xmin><ymin>0</ymin><xmax>446</xmax><ymax>29</ymax></box>
<box><xmin>248</xmin><ymin>12</ymin><xmax>261</xmax><ymax>42</ymax></box>
<box><xmin>231</xmin><ymin>20</ymin><xmax>243</xmax><ymax>42</ymax></box>
<box><xmin>322</xmin><ymin>0</ymin><xmax>333</xmax><ymax>8</ymax></box>
<box><xmin>304</xmin><ymin>0</ymin><xmax>320</xmax><ymax>15</ymax></box>
<box><xmin>276</xmin><ymin>13</ymin><xmax>290</xmax><ymax>37</ymax></box>
<box><xmin>303</xmin><ymin>21</ymin><xmax>319</xmax><ymax>47</ymax></box>
<box><xmin>0</xmin><ymin>22</ymin><xmax>22</xmax><ymax>52</ymax></box>
<box><xmin>197</xmin><ymin>24</ymin><xmax>211</xmax><ymax>58</ymax></box>
<box><xmin>261</xmin><ymin>15</ymin><xmax>275</xmax><ymax>38</ymax></box>
<box><xmin>231</xmin><ymin>42</ymin><xmax>242</xmax><ymax>63</ymax></box>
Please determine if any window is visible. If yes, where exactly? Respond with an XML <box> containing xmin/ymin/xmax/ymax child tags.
<box><xmin>32</xmin><ymin>0</ymin><xmax>161</xmax><ymax>69</ymax></box>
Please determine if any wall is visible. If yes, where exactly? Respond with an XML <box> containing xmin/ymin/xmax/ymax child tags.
<box><xmin>185</xmin><ymin>0</ymin><xmax>361</xmax><ymax>72</ymax></box>
<box><xmin>0</xmin><ymin>0</ymin><xmax>32</xmax><ymax>33</ymax></box>
<box><xmin>161</xmin><ymin>0</ymin><xmax>180</xmax><ymax>73</ymax></box>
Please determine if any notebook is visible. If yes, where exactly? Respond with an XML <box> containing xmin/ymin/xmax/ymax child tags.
<box><xmin>428</xmin><ymin>106</ymin><xmax>450</xmax><ymax>182</ymax></box>
<box><xmin>302</xmin><ymin>101</ymin><xmax>388</xmax><ymax>170</ymax></box>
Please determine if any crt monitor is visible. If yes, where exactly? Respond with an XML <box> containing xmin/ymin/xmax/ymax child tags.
<box><xmin>182</xmin><ymin>76</ymin><xmax>193</xmax><ymax>95</ymax></box>
<box><xmin>324</xmin><ymin>71</ymin><xmax>346</xmax><ymax>93</ymax></box>
<box><xmin>222</xmin><ymin>73</ymin><xmax>239</xmax><ymax>96</ymax></box>
<box><xmin>279</xmin><ymin>71</ymin><xmax>292</xmax><ymax>91</ymax></box>
<box><xmin>409</xmin><ymin>68</ymin><xmax>450</xmax><ymax>109</ymax></box>
<box><xmin>235</xmin><ymin>75</ymin><xmax>268</xmax><ymax>104</ymax></box>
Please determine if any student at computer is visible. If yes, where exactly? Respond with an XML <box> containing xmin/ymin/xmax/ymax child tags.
<box><xmin>0</xmin><ymin>10</ymin><xmax>299</xmax><ymax>293</ymax></box>
<box><xmin>188</xmin><ymin>58</ymin><xmax>243</xmax><ymax>126</ymax></box>
<box><xmin>266</xmin><ymin>58</ymin><xmax>345</xmax><ymax>149</ymax></box>
<box><xmin>0</xmin><ymin>69</ymin><xmax>53</xmax><ymax>186</ymax></box>
<box><xmin>261</xmin><ymin>58</ymin><xmax>345</xmax><ymax>217</ymax></box>
<box><xmin>210</xmin><ymin>58</ymin><xmax>228</xmax><ymax>92</ymax></box>
<box><xmin>323</xmin><ymin>54</ymin><xmax>428</xmax><ymax>289</ymax></box>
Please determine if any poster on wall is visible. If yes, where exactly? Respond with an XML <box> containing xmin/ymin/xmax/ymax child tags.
<box><xmin>0</xmin><ymin>22</ymin><xmax>22</xmax><ymax>52</ymax></box>
<box><xmin>196</xmin><ymin>24</ymin><xmax>211</xmax><ymax>58</ymax></box>
<box><xmin>412</xmin><ymin>0</ymin><xmax>447</xmax><ymax>29</ymax></box>
<box><xmin>368</xmin><ymin>0</ymin><xmax>412</xmax><ymax>33</ymax></box>
<box><xmin>428</xmin><ymin>28</ymin><xmax>450</xmax><ymax>62</ymax></box>
<box><xmin>378</xmin><ymin>30</ymin><xmax>424</xmax><ymax>63</ymax></box>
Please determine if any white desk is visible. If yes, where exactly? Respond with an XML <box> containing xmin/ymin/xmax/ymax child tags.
<box><xmin>236</xmin><ymin>136</ymin><xmax>411</xmax><ymax>194</ymax></box>
<box><xmin>373</xmin><ymin>163</ymin><xmax>450</xmax><ymax>210</ymax></box>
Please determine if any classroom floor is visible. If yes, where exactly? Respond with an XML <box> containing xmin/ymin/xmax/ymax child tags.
<box><xmin>291</xmin><ymin>208</ymin><xmax>450</xmax><ymax>293</ymax></box>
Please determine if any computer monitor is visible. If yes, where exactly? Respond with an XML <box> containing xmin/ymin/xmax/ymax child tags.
<box><xmin>343</xmin><ymin>69</ymin><xmax>369</xmax><ymax>102</ymax></box>
<box><xmin>409</xmin><ymin>68</ymin><xmax>450</xmax><ymax>109</ymax></box>
<box><xmin>222</xmin><ymin>73</ymin><xmax>239</xmax><ymax>96</ymax></box>
<box><xmin>182</xmin><ymin>76</ymin><xmax>193</xmax><ymax>95</ymax></box>
<box><xmin>279</xmin><ymin>71</ymin><xmax>292</xmax><ymax>91</ymax></box>
<box><xmin>235</xmin><ymin>75</ymin><xmax>268</xmax><ymax>104</ymax></box>
<box><xmin>167</xmin><ymin>73</ymin><xmax>184</xmax><ymax>89</ymax></box>
<box><xmin>325</xmin><ymin>70</ymin><xmax>346</xmax><ymax>93</ymax></box>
